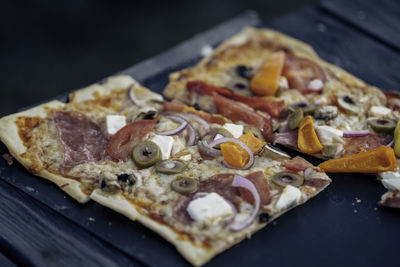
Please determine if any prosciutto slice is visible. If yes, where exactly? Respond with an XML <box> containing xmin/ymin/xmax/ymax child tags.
<box><xmin>54</xmin><ymin>111</ymin><xmax>108</xmax><ymax>168</ymax></box>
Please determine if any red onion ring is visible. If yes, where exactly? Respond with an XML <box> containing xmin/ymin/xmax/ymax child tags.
<box><xmin>185</xmin><ymin>113</ymin><xmax>210</xmax><ymax>132</ymax></box>
<box><xmin>186</xmin><ymin>122</ymin><xmax>197</xmax><ymax>146</ymax></box>
<box><xmin>158</xmin><ymin>115</ymin><xmax>188</xmax><ymax>136</ymax></box>
<box><xmin>128</xmin><ymin>85</ymin><xmax>136</xmax><ymax>105</ymax></box>
<box><xmin>208</xmin><ymin>137</ymin><xmax>255</xmax><ymax>169</ymax></box>
<box><xmin>230</xmin><ymin>174</ymin><xmax>260</xmax><ymax>232</ymax></box>
<box><xmin>342</xmin><ymin>130</ymin><xmax>370</xmax><ymax>138</ymax></box>
<box><xmin>198</xmin><ymin>140</ymin><xmax>222</xmax><ymax>157</ymax></box>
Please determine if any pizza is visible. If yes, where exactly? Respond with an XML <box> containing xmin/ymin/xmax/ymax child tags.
<box><xmin>0</xmin><ymin>74</ymin><xmax>332</xmax><ymax>265</ymax></box>
<box><xmin>163</xmin><ymin>27</ymin><xmax>400</xmax><ymax>208</ymax></box>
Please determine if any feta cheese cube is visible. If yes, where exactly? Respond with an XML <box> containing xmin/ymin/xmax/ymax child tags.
<box><xmin>379</xmin><ymin>171</ymin><xmax>400</xmax><ymax>191</ymax></box>
<box><xmin>106</xmin><ymin>115</ymin><xmax>126</xmax><ymax>135</ymax></box>
<box><xmin>369</xmin><ymin>106</ymin><xmax>391</xmax><ymax>117</ymax></box>
<box><xmin>214</xmin><ymin>123</ymin><xmax>243</xmax><ymax>141</ymax></box>
<box><xmin>150</xmin><ymin>134</ymin><xmax>174</xmax><ymax>160</ymax></box>
<box><xmin>315</xmin><ymin>125</ymin><xmax>344</xmax><ymax>144</ymax></box>
<box><xmin>187</xmin><ymin>192</ymin><xmax>233</xmax><ymax>223</ymax></box>
<box><xmin>275</xmin><ymin>185</ymin><xmax>301</xmax><ymax>210</ymax></box>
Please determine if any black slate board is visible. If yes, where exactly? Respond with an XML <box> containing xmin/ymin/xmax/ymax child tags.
<box><xmin>1</xmin><ymin>6</ymin><xmax>400</xmax><ymax>267</ymax></box>
<box><xmin>321</xmin><ymin>0</ymin><xmax>400</xmax><ymax>52</ymax></box>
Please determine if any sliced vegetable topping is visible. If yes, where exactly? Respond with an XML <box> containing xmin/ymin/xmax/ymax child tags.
<box><xmin>158</xmin><ymin>115</ymin><xmax>188</xmax><ymax>136</ymax></box>
<box><xmin>337</xmin><ymin>95</ymin><xmax>359</xmax><ymax>114</ymax></box>
<box><xmin>297</xmin><ymin>116</ymin><xmax>323</xmax><ymax>154</ymax></box>
<box><xmin>342</xmin><ymin>130</ymin><xmax>370</xmax><ymax>138</ymax></box>
<box><xmin>319</xmin><ymin>146</ymin><xmax>397</xmax><ymax>173</ymax></box>
<box><xmin>106</xmin><ymin>120</ymin><xmax>155</xmax><ymax>161</ymax></box>
<box><xmin>208</xmin><ymin>136</ymin><xmax>255</xmax><ymax>169</ymax></box>
<box><xmin>171</xmin><ymin>177</ymin><xmax>198</xmax><ymax>195</ymax></box>
<box><xmin>250</xmin><ymin>51</ymin><xmax>286</xmax><ymax>96</ymax></box>
<box><xmin>132</xmin><ymin>140</ymin><xmax>161</xmax><ymax>168</ymax></box>
<box><xmin>243</xmin><ymin>126</ymin><xmax>265</xmax><ymax>141</ymax></box>
<box><xmin>230</xmin><ymin>174</ymin><xmax>260</xmax><ymax>231</ymax></box>
<box><xmin>289</xmin><ymin>102</ymin><xmax>315</xmax><ymax>116</ymax></box>
<box><xmin>394</xmin><ymin>120</ymin><xmax>400</xmax><ymax>157</ymax></box>
<box><xmin>367</xmin><ymin>118</ymin><xmax>396</xmax><ymax>133</ymax></box>
<box><xmin>239</xmin><ymin>171</ymin><xmax>271</xmax><ymax>205</ymax></box>
<box><xmin>288</xmin><ymin>109</ymin><xmax>304</xmax><ymax>130</ymax></box>
<box><xmin>271</xmin><ymin>172</ymin><xmax>304</xmax><ymax>187</ymax></box>
<box><xmin>314</xmin><ymin>105</ymin><xmax>338</xmax><ymax>121</ymax></box>
<box><xmin>282</xmin><ymin>55</ymin><xmax>326</xmax><ymax>94</ymax></box>
<box><xmin>155</xmin><ymin>159</ymin><xmax>187</xmax><ymax>174</ymax></box>
<box><xmin>285</xmin><ymin>156</ymin><xmax>314</xmax><ymax>172</ymax></box>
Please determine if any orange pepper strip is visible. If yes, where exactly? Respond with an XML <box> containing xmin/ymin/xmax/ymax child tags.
<box><xmin>250</xmin><ymin>51</ymin><xmax>286</xmax><ymax>96</ymax></box>
<box><xmin>319</xmin><ymin>146</ymin><xmax>397</xmax><ymax>173</ymax></box>
<box><xmin>220</xmin><ymin>132</ymin><xmax>266</xmax><ymax>168</ymax></box>
<box><xmin>297</xmin><ymin>116</ymin><xmax>323</xmax><ymax>154</ymax></box>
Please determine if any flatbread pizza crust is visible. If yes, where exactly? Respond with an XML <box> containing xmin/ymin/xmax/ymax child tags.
<box><xmin>0</xmin><ymin>100</ymin><xmax>90</xmax><ymax>203</ymax></box>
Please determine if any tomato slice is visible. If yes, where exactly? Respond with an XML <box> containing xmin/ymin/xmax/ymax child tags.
<box><xmin>106</xmin><ymin>120</ymin><xmax>155</xmax><ymax>161</ymax></box>
<box><xmin>187</xmin><ymin>80</ymin><xmax>232</xmax><ymax>96</ymax></box>
<box><xmin>212</xmin><ymin>92</ymin><xmax>273</xmax><ymax>142</ymax></box>
<box><xmin>163</xmin><ymin>99</ymin><xmax>187</xmax><ymax>112</ymax></box>
<box><xmin>238</xmin><ymin>171</ymin><xmax>271</xmax><ymax>205</ymax></box>
<box><xmin>282</xmin><ymin>55</ymin><xmax>326</xmax><ymax>94</ymax></box>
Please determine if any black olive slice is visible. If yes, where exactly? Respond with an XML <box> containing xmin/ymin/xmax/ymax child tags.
<box><xmin>156</xmin><ymin>159</ymin><xmax>187</xmax><ymax>174</ymax></box>
<box><xmin>271</xmin><ymin>172</ymin><xmax>304</xmax><ymax>187</ymax></box>
<box><xmin>235</xmin><ymin>65</ymin><xmax>254</xmax><ymax>80</ymax></box>
<box><xmin>171</xmin><ymin>177</ymin><xmax>198</xmax><ymax>195</ymax></box>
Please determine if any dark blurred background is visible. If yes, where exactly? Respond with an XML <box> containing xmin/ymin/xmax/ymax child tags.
<box><xmin>0</xmin><ymin>0</ymin><xmax>322</xmax><ymax>117</ymax></box>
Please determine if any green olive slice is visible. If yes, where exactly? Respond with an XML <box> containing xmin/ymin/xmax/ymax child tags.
<box><xmin>171</xmin><ymin>177</ymin><xmax>198</xmax><ymax>195</ymax></box>
<box><xmin>202</xmin><ymin>128</ymin><xmax>233</xmax><ymax>148</ymax></box>
<box><xmin>156</xmin><ymin>160</ymin><xmax>187</xmax><ymax>174</ymax></box>
<box><xmin>243</xmin><ymin>126</ymin><xmax>265</xmax><ymax>141</ymax></box>
<box><xmin>289</xmin><ymin>102</ymin><xmax>315</xmax><ymax>116</ymax></box>
<box><xmin>288</xmin><ymin>109</ymin><xmax>304</xmax><ymax>130</ymax></box>
<box><xmin>132</xmin><ymin>140</ymin><xmax>161</xmax><ymax>168</ymax></box>
<box><xmin>367</xmin><ymin>118</ymin><xmax>396</xmax><ymax>133</ymax></box>
<box><xmin>271</xmin><ymin>172</ymin><xmax>304</xmax><ymax>187</ymax></box>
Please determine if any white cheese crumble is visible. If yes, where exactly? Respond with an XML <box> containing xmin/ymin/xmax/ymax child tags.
<box><xmin>187</xmin><ymin>192</ymin><xmax>233</xmax><ymax>223</ymax></box>
<box><xmin>150</xmin><ymin>134</ymin><xmax>174</xmax><ymax>160</ymax></box>
<box><xmin>369</xmin><ymin>106</ymin><xmax>391</xmax><ymax>117</ymax></box>
<box><xmin>315</xmin><ymin>125</ymin><xmax>344</xmax><ymax>144</ymax></box>
<box><xmin>106</xmin><ymin>115</ymin><xmax>126</xmax><ymax>135</ymax></box>
<box><xmin>379</xmin><ymin>171</ymin><xmax>400</xmax><ymax>191</ymax></box>
<box><xmin>275</xmin><ymin>185</ymin><xmax>301</xmax><ymax>210</ymax></box>
<box><xmin>307</xmin><ymin>79</ymin><xmax>324</xmax><ymax>91</ymax></box>
<box><xmin>214</xmin><ymin>123</ymin><xmax>243</xmax><ymax>140</ymax></box>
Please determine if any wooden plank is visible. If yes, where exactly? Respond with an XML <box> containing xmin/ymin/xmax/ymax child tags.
<box><xmin>0</xmin><ymin>252</ymin><xmax>17</xmax><ymax>267</ymax></box>
<box><xmin>0</xmin><ymin>180</ymin><xmax>142</xmax><ymax>267</ymax></box>
<box><xmin>321</xmin><ymin>0</ymin><xmax>400</xmax><ymax>51</ymax></box>
<box><xmin>266</xmin><ymin>7</ymin><xmax>400</xmax><ymax>90</ymax></box>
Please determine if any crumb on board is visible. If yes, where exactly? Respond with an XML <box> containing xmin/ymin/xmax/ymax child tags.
<box><xmin>353</xmin><ymin>209</ymin><xmax>358</xmax><ymax>213</ymax></box>
<box><xmin>2</xmin><ymin>153</ymin><xmax>13</xmax><ymax>165</ymax></box>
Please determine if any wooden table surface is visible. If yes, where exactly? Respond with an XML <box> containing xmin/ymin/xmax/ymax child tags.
<box><xmin>1</xmin><ymin>0</ymin><xmax>399</xmax><ymax>266</ymax></box>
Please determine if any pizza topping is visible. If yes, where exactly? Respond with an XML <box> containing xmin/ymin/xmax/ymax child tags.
<box><xmin>212</xmin><ymin>92</ymin><xmax>274</xmax><ymax>142</ymax></box>
<box><xmin>185</xmin><ymin>113</ymin><xmax>210</xmax><ymax>133</ymax></box>
<box><xmin>289</xmin><ymin>102</ymin><xmax>315</xmax><ymax>116</ymax></box>
<box><xmin>106</xmin><ymin>115</ymin><xmax>126</xmax><ymax>136</ymax></box>
<box><xmin>106</xmin><ymin>120</ymin><xmax>155</xmax><ymax>161</ymax></box>
<box><xmin>235</xmin><ymin>65</ymin><xmax>254</xmax><ymax>80</ymax></box>
<box><xmin>379</xmin><ymin>191</ymin><xmax>400</xmax><ymax>208</ymax></box>
<box><xmin>367</xmin><ymin>118</ymin><xmax>396</xmax><ymax>133</ymax></box>
<box><xmin>272</xmin><ymin>172</ymin><xmax>304</xmax><ymax>188</ymax></box>
<box><xmin>149</xmin><ymin>135</ymin><xmax>174</xmax><ymax>160</ymax></box>
<box><xmin>54</xmin><ymin>111</ymin><xmax>108</xmax><ymax>168</ymax></box>
<box><xmin>343</xmin><ymin>134</ymin><xmax>381</xmax><ymax>155</ymax></box>
<box><xmin>225</xmin><ymin>77</ymin><xmax>251</xmax><ymax>96</ymax></box>
<box><xmin>394</xmin><ymin>120</ymin><xmax>400</xmax><ymax>157</ymax></box>
<box><xmin>157</xmin><ymin>115</ymin><xmax>188</xmax><ymax>136</ymax></box>
<box><xmin>282</xmin><ymin>55</ymin><xmax>326</xmax><ymax>94</ymax></box>
<box><xmin>288</xmin><ymin>109</ymin><xmax>304</xmax><ymax>130</ymax></box>
<box><xmin>258</xmin><ymin>212</ymin><xmax>270</xmax><ymax>223</ymax></box>
<box><xmin>186</xmin><ymin>192</ymin><xmax>234</xmax><ymax>223</ymax></box>
<box><xmin>285</xmin><ymin>156</ymin><xmax>314</xmax><ymax>172</ymax></box>
<box><xmin>319</xmin><ymin>146</ymin><xmax>397</xmax><ymax>173</ymax></box>
<box><xmin>379</xmin><ymin>171</ymin><xmax>400</xmax><ymax>191</ymax></box>
<box><xmin>129</xmin><ymin>84</ymin><xmax>163</xmax><ymax>106</ymax></box>
<box><xmin>307</xmin><ymin>79</ymin><xmax>324</xmax><ymax>91</ymax></box>
<box><xmin>337</xmin><ymin>95</ymin><xmax>359</xmax><ymax>114</ymax></box>
<box><xmin>215</xmin><ymin>123</ymin><xmax>243</xmax><ymax>139</ymax></box>
<box><xmin>134</xmin><ymin>107</ymin><xmax>158</xmax><ymax>121</ymax></box>
<box><xmin>155</xmin><ymin>159</ymin><xmax>187</xmax><ymax>174</ymax></box>
<box><xmin>243</xmin><ymin>126</ymin><xmax>265</xmax><ymax>141</ymax></box>
<box><xmin>298</xmin><ymin>116</ymin><xmax>323</xmax><ymax>154</ymax></box>
<box><xmin>262</xmin><ymin>144</ymin><xmax>291</xmax><ymax>159</ymax></box>
<box><xmin>369</xmin><ymin>106</ymin><xmax>392</xmax><ymax>117</ymax></box>
<box><xmin>275</xmin><ymin>185</ymin><xmax>302</xmax><ymax>211</ymax></box>
<box><xmin>99</xmin><ymin>172</ymin><xmax>121</xmax><ymax>193</ymax></box>
<box><xmin>230</xmin><ymin>174</ymin><xmax>260</xmax><ymax>231</ymax></box>
<box><xmin>273</xmin><ymin>131</ymin><xmax>298</xmax><ymax>148</ymax></box>
<box><xmin>250</xmin><ymin>51</ymin><xmax>286</xmax><ymax>96</ymax></box>
<box><xmin>238</xmin><ymin>171</ymin><xmax>271</xmax><ymax>206</ymax></box>
<box><xmin>314</xmin><ymin>105</ymin><xmax>338</xmax><ymax>121</ymax></box>
<box><xmin>342</xmin><ymin>130</ymin><xmax>370</xmax><ymax>138</ymax></box>
<box><xmin>171</xmin><ymin>177</ymin><xmax>198</xmax><ymax>195</ymax></box>
<box><xmin>132</xmin><ymin>140</ymin><xmax>162</xmax><ymax>168</ymax></box>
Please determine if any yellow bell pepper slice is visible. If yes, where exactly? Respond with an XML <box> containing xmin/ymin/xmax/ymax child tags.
<box><xmin>221</xmin><ymin>132</ymin><xmax>266</xmax><ymax>168</ymax></box>
<box><xmin>297</xmin><ymin>116</ymin><xmax>323</xmax><ymax>154</ymax></box>
<box><xmin>319</xmin><ymin>146</ymin><xmax>397</xmax><ymax>173</ymax></box>
<box><xmin>394</xmin><ymin>120</ymin><xmax>400</xmax><ymax>157</ymax></box>
<box><xmin>250</xmin><ymin>51</ymin><xmax>286</xmax><ymax>96</ymax></box>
